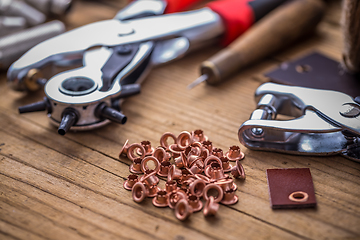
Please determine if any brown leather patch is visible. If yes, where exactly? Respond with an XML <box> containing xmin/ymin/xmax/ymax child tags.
<box><xmin>266</xmin><ymin>168</ymin><xmax>317</xmax><ymax>209</ymax></box>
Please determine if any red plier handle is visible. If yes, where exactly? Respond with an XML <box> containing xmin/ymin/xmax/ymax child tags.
<box><xmin>164</xmin><ymin>0</ymin><xmax>287</xmax><ymax>45</ymax></box>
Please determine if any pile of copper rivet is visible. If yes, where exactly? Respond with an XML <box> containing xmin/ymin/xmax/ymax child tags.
<box><xmin>119</xmin><ymin>130</ymin><xmax>246</xmax><ymax>221</ymax></box>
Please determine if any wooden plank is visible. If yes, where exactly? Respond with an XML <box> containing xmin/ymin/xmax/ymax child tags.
<box><xmin>0</xmin><ymin>119</ymin><xmax>305</xmax><ymax>240</ymax></box>
<box><xmin>0</xmin><ymin>96</ymin><xmax>360</xmax><ymax>239</ymax></box>
<box><xmin>0</xmin><ymin>219</ymin><xmax>45</xmax><ymax>240</ymax></box>
<box><xmin>0</xmin><ymin>0</ymin><xmax>359</xmax><ymax>239</ymax></box>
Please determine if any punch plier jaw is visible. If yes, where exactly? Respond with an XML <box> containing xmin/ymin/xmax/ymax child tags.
<box><xmin>238</xmin><ymin>83</ymin><xmax>360</xmax><ymax>162</ymax></box>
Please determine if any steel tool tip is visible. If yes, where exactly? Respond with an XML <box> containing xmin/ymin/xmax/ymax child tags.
<box><xmin>187</xmin><ymin>74</ymin><xmax>208</xmax><ymax>90</ymax></box>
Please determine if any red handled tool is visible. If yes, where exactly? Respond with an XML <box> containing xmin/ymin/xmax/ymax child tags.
<box><xmin>188</xmin><ymin>0</ymin><xmax>325</xmax><ymax>89</ymax></box>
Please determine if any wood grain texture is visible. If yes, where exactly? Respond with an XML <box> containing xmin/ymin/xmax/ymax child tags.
<box><xmin>0</xmin><ymin>0</ymin><xmax>359</xmax><ymax>239</ymax></box>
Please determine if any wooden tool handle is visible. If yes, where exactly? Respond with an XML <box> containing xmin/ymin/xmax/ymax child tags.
<box><xmin>341</xmin><ymin>0</ymin><xmax>360</xmax><ymax>74</ymax></box>
<box><xmin>201</xmin><ymin>0</ymin><xmax>325</xmax><ymax>85</ymax></box>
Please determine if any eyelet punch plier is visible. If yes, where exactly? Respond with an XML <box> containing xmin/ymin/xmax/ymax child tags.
<box><xmin>7</xmin><ymin>0</ymin><xmax>287</xmax><ymax>135</ymax></box>
<box><xmin>238</xmin><ymin>83</ymin><xmax>360</xmax><ymax>162</ymax></box>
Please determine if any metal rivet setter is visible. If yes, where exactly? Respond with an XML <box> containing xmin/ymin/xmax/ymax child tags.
<box><xmin>175</xmin><ymin>199</ymin><xmax>193</xmax><ymax>221</ymax></box>
<box><xmin>123</xmin><ymin>174</ymin><xmax>138</xmax><ymax>191</ymax></box>
<box><xmin>203</xmin><ymin>196</ymin><xmax>219</xmax><ymax>217</ymax></box>
<box><xmin>203</xmin><ymin>183</ymin><xmax>224</xmax><ymax>203</ymax></box>
<box><xmin>152</xmin><ymin>190</ymin><xmax>169</xmax><ymax>207</ymax></box>
<box><xmin>160</xmin><ymin>132</ymin><xmax>177</xmax><ymax>151</ymax></box>
<box><xmin>231</xmin><ymin>160</ymin><xmax>246</xmax><ymax>180</ymax></box>
<box><xmin>225</xmin><ymin>145</ymin><xmax>245</xmax><ymax>162</ymax></box>
<box><xmin>132</xmin><ymin>182</ymin><xmax>147</xmax><ymax>203</ymax></box>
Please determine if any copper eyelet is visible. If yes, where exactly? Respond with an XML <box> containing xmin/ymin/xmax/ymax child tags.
<box><xmin>119</xmin><ymin>139</ymin><xmax>130</xmax><ymax>158</ymax></box>
<box><xmin>132</xmin><ymin>182</ymin><xmax>147</xmax><ymax>203</ymax></box>
<box><xmin>221</xmin><ymin>189</ymin><xmax>239</xmax><ymax>205</ymax></box>
<box><xmin>175</xmin><ymin>199</ymin><xmax>193</xmax><ymax>221</ymax></box>
<box><xmin>177</xmin><ymin>131</ymin><xmax>192</xmax><ymax>150</ymax></box>
<box><xmin>203</xmin><ymin>183</ymin><xmax>224</xmax><ymax>203</ymax></box>
<box><xmin>225</xmin><ymin>145</ymin><xmax>245</xmax><ymax>161</ymax></box>
<box><xmin>140</xmin><ymin>156</ymin><xmax>160</xmax><ymax>174</ymax></box>
<box><xmin>188</xmin><ymin>194</ymin><xmax>203</xmax><ymax>212</ymax></box>
<box><xmin>130</xmin><ymin>157</ymin><xmax>143</xmax><ymax>174</ymax></box>
<box><xmin>152</xmin><ymin>190</ymin><xmax>169</xmax><ymax>207</ymax></box>
<box><xmin>203</xmin><ymin>196</ymin><xmax>219</xmax><ymax>217</ymax></box>
<box><xmin>160</xmin><ymin>132</ymin><xmax>177</xmax><ymax>151</ymax></box>
<box><xmin>189</xmin><ymin>179</ymin><xmax>207</xmax><ymax>198</ymax></box>
<box><xmin>127</xmin><ymin>143</ymin><xmax>146</xmax><ymax>161</ymax></box>
<box><xmin>231</xmin><ymin>160</ymin><xmax>246</xmax><ymax>180</ymax></box>
<box><xmin>123</xmin><ymin>174</ymin><xmax>138</xmax><ymax>191</ymax></box>
<box><xmin>168</xmin><ymin>190</ymin><xmax>187</xmax><ymax>209</ymax></box>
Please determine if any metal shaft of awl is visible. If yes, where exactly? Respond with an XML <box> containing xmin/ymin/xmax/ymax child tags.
<box><xmin>0</xmin><ymin>16</ymin><xmax>26</xmax><ymax>36</ymax></box>
<box><xmin>0</xmin><ymin>20</ymin><xmax>65</xmax><ymax>70</ymax></box>
<box><xmin>0</xmin><ymin>0</ymin><xmax>46</xmax><ymax>26</ymax></box>
<box><xmin>24</xmin><ymin>0</ymin><xmax>73</xmax><ymax>16</ymax></box>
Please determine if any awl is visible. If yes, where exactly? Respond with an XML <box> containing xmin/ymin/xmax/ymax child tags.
<box><xmin>188</xmin><ymin>0</ymin><xmax>325</xmax><ymax>89</ymax></box>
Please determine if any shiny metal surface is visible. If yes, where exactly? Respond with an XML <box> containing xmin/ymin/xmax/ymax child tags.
<box><xmin>24</xmin><ymin>0</ymin><xmax>72</xmax><ymax>16</ymax></box>
<box><xmin>239</xmin><ymin>83</ymin><xmax>360</xmax><ymax>162</ymax></box>
<box><xmin>114</xmin><ymin>0</ymin><xmax>166</xmax><ymax>20</ymax></box>
<box><xmin>0</xmin><ymin>16</ymin><xmax>26</xmax><ymax>36</ymax></box>
<box><xmin>0</xmin><ymin>0</ymin><xmax>46</xmax><ymax>26</ymax></box>
<box><xmin>8</xmin><ymin>8</ymin><xmax>224</xmax><ymax>86</ymax></box>
<box><xmin>1</xmin><ymin>20</ymin><xmax>65</xmax><ymax>72</ymax></box>
<box><xmin>45</xmin><ymin>42</ymin><xmax>154</xmax><ymax>129</ymax></box>
<box><xmin>9</xmin><ymin>4</ymin><xmax>225</xmax><ymax>133</ymax></box>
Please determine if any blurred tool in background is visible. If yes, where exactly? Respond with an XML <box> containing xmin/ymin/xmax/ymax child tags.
<box><xmin>188</xmin><ymin>0</ymin><xmax>325</xmax><ymax>89</ymax></box>
<box><xmin>0</xmin><ymin>21</ymin><xmax>65</xmax><ymax>71</ymax></box>
<box><xmin>341</xmin><ymin>0</ymin><xmax>360</xmax><ymax>74</ymax></box>
<box><xmin>0</xmin><ymin>16</ymin><xmax>26</xmax><ymax>36</ymax></box>
<box><xmin>0</xmin><ymin>0</ymin><xmax>72</xmax><ymax>70</ymax></box>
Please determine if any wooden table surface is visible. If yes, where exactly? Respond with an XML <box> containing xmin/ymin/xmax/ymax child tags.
<box><xmin>1</xmin><ymin>1</ymin><xmax>359</xmax><ymax>239</ymax></box>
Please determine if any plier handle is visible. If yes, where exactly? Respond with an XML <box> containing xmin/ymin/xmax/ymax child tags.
<box><xmin>9</xmin><ymin>0</ymin><xmax>287</xmax><ymax>135</ymax></box>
